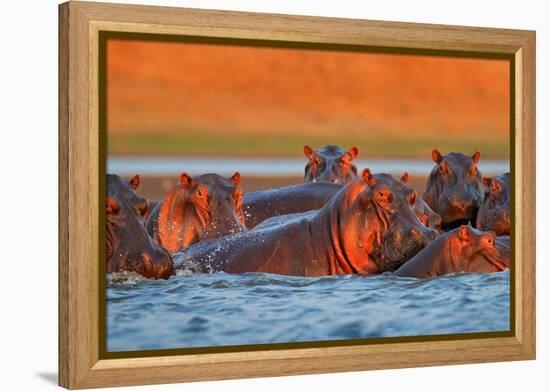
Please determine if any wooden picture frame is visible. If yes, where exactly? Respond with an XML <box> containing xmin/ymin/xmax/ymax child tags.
<box><xmin>59</xmin><ymin>1</ymin><xmax>536</xmax><ymax>389</ymax></box>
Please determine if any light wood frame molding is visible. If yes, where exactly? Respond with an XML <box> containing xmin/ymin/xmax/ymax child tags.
<box><xmin>58</xmin><ymin>1</ymin><xmax>536</xmax><ymax>389</ymax></box>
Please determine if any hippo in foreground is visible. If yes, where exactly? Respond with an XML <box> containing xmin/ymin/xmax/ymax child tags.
<box><xmin>146</xmin><ymin>172</ymin><xmax>246</xmax><ymax>254</ymax></box>
<box><xmin>174</xmin><ymin>170</ymin><xmax>437</xmax><ymax>276</ymax></box>
<box><xmin>107</xmin><ymin>174</ymin><xmax>149</xmax><ymax>218</ymax></box>
<box><xmin>423</xmin><ymin>150</ymin><xmax>486</xmax><ymax>230</ymax></box>
<box><xmin>394</xmin><ymin>225</ymin><xmax>509</xmax><ymax>278</ymax></box>
<box><xmin>243</xmin><ymin>181</ymin><xmax>342</xmax><ymax>228</ymax></box>
<box><xmin>476</xmin><ymin>173</ymin><xmax>510</xmax><ymax>235</ymax></box>
<box><xmin>303</xmin><ymin>145</ymin><xmax>359</xmax><ymax>184</ymax></box>
<box><xmin>106</xmin><ymin>196</ymin><xmax>174</xmax><ymax>279</ymax></box>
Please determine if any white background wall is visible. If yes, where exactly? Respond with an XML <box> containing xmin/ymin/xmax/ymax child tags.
<box><xmin>0</xmin><ymin>0</ymin><xmax>546</xmax><ymax>389</ymax></box>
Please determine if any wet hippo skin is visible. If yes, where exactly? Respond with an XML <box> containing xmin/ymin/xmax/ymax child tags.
<box><xmin>106</xmin><ymin>196</ymin><xmax>174</xmax><ymax>279</ymax></box>
<box><xmin>476</xmin><ymin>173</ymin><xmax>510</xmax><ymax>235</ymax></box>
<box><xmin>423</xmin><ymin>149</ymin><xmax>486</xmax><ymax>230</ymax></box>
<box><xmin>107</xmin><ymin>174</ymin><xmax>149</xmax><ymax>218</ymax></box>
<box><xmin>303</xmin><ymin>144</ymin><xmax>359</xmax><ymax>184</ymax></box>
<box><xmin>242</xmin><ymin>181</ymin><xmax>342</xmax><ymax>228</ymax></box>
<box><xmin>174</xmin><ymin>170</ymin><xmax>436</xmax><ymax>276</ymax></box>
<box><xmin>146</xmin><ymin>172</ymin><xmax>246</xmax><ymax>254</ymax></box>
<box><xmin>394</xmin><ymin>225</ymin><xmax>509</xmax><ymax>278</ymax></box>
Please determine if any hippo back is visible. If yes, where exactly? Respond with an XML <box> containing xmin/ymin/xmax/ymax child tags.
<box><xmin>243</xmin><ymin>182</ymin><xmax>342</xmax><ymax>228</ymax></box>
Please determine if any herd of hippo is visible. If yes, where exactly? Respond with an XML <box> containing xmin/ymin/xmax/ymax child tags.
<box><xmin>106</xmin><ymin>146</ymin><xmax>511</xmax><ymax>281</ymax></box>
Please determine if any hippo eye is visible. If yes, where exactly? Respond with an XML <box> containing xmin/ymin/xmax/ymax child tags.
<box><xmin>195</xmin><ymin>187</ymin><xmax>207</xmax><ymax>198</ymax></box>
<box><xmin>377</xmin><ymin>190</ymin><xmax>392</xmax><ymax>204</ymax></box>
<box><xmin>486</xmin><ymin>237</ymin><xmax>494</xmax><ymax>246</ymax></box>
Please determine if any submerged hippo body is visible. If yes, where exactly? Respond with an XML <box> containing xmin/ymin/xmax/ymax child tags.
<box><xmin>476</xmin><ymin>173</ymin><xmax>510</xmax><ymax>235</ymax></box>
<box><xmin>303</xmin><ymin>145</ymin><xmax>359</xmax><ymax>184</ymax></box>
<box><xmin>423</xmin><ymin>150</ymin><xmax>485</xmax><ymax>230</ymax></box>
<box><xmin>145</xmin><ymin>172</ymin><xmax>246</xmax><ymax>254</ymax></box>
<box><xmin>243</xmin><ymin>182</ymin><xmax>342</xmax><ymax>228</ymax></box>
<box><xmin>106</xmin><ymin>196</ymin><xmax>174</xmax><ymax>279</ymax></box>
<box><xmin>174</xmin><ymin>170</ymin><xmax>436</xmax><ymax>276</ymax></box>
<box><xmin>107</xmin><ymin>174</ymin><xmax>149</xmax><ymax>218</ymax></box>
<box><xmin>394</xmin><ymin>225</ymin><xmax>509</xmax><ymax>278</ymax></box>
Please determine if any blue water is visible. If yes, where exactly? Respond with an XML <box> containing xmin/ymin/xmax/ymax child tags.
<box><xmin>106</xmin><ymin>270</ymin><xmax>510</xmax><ymax>352</ymax></box>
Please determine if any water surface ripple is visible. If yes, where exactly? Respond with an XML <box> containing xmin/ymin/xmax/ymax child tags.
<box><xmin>106</xmin><ymin>270</ymin><xmax>510</xmax><ymax>352</ymax></box>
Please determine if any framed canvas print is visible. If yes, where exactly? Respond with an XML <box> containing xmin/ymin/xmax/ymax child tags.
<box><xmin>58</xmin><ymin>1</ymin><xmax>536</xmax><ymax>389</ymax></box>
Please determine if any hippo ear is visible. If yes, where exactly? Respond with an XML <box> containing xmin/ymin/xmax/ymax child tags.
<box><xmin>179</xmin><ymin>173</ymin><xmax>192</xmax><ymax>187</ymax></box>
<box><xmin>401</xmin><ymin>172</ymin><xmax>409</xmax><ymax>184</ymax></box>
<box><xmin>472</xmin><ymin>151</ymin><xmax>481</xmax><ymax>164</ymax></box>
<box><xmin>347</xmin><ymin>146</ymin><xmax>359</xmax><ymax>160</ymax></box>
<box><xmin>432</xmin><ymin>149</ymin><xmax>443</xmax><ymax>164</ymax></box>
<box><xmin>303</xmin><ymin>145</ymin><xmax>314</xmax><ymax>158</ymax></box>
<box><xmin>458</xmin><ymin>225</ymin><xmax>471</xmax><ymax>242</ymax></box>
<box><xmin>230</xmin><ymin>172</ymin><xmax>241</xmax><ymax>186</ymax></box>
<box><xmin>482</xmin><ymin>176</ymin><xmax>493</xmax><ymax>187</ymax></box>
<box><xmin>106</xmin><ymin>197</ymin><xmax>120</xmax><ymax>215</ymax></box>
<box><xmin>129</xmin><ymin>175</ymin><xmax>140</xmax><ymax>190</ymax></box>
<box><xmin>362</xmin><ymin>168</ymin><xmax>376</xmax><ymax>186</ymax></box>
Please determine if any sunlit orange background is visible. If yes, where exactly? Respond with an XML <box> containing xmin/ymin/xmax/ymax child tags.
<box><xmin>107</xmin><ymin>39</ymin><xmax>509</xmax><ymax>158</ymax></box>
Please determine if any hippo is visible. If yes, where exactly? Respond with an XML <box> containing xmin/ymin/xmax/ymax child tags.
<box><xmin>476</xmin><ymin>173</ymin><xmax>510</xmax><ymax>235</ymax></box>
<box><xmin>251</xmin><ymin>172</ymin><xmax>442</xmax><ymax>233</ymax></box>
<box><xmin>423</xmin><ymin>150</ymin><xmax>485</xmax><ymax>230</ymax></box>
<box><xmin>106</xmin><ymin>196</ymin><xmax>174</xmax><ymax>279</ymax></box>
<box><xmin>399</xmin><ymin>172</ymin><xmax>442</xmax><ymax>231</ymax></box>
<box><xmin>107</xmin><ymin>174</ymin><xmax>149</xmax><ymax>218</ymax></box>
<box><xmin>303</xmin><ymin>145</ymin><xmax>359</xmax><ymax>184</ymax></box>
<box><xmin>243</xmin><ymin>181</ymin><xmax>342</xmax><ymax>228</ymax></box>
<box><xmin>173</xmin><ymin>170</ymin><xmax>437</xmax><ymax>276</ymax></box>
<box><xmin>394</xmin><ymin>225</ymin><xmax>510</xmax><ymax>278</ymax></box>
<box><xmin>145</xmin><ymin>172</ymin><xmax>246</xmax><ymax>254</ymax></box>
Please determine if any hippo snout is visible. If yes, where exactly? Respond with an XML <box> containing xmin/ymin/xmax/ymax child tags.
<box><xmin>448</xmin><ymin>196</ymin><xmax>472</xmax><ymax>211</ymax></box>
<box><xmin>144</xmin><ymin>249</ymin><xmax>174</xmax><ymax>279</ymax></box>
<box><xmin>410</xmin><ymin>226</ymin><xmax>437</xmax><ymax>244</ymax></box>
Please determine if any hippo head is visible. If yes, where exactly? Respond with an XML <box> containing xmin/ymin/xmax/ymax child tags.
<box><xmin>394</xmin><ymin>225</ymin><xmax>509</xmax><ymax>277</ymax></box>
<box><xmin>155</xmin><ymin>172</ymin><xmax>246</xmax><ymax>253</ymax></box>
<box><xmin>399</xmin><ymin>172</ymin><xmax>442</xmax><ymax>231</ymax></box>
<box><xmin>423</xmin><ymin>150</ymin><xmax>485</xmax><ymax>230</ymax></box>
<box><xmin>367</xmin><ymin>172</ymin><xmax>439</xmax><ymax>271</ymax></box>
<box><xmin>303</xmin><ymin>145</ymin><xmax>359</xmax><ymax>184</ymax></box>
<box><xmin>106</xmin><ymin>196</ymin><xmax>174</xmax><ymax>279</ymax></box>
<box><xmin>476</xmin><ymin>173</ymin><xmax>510</xmax><ymax>235</ymax></box>
<box><xmin>442</xmin><ymin>225</ymin><xmax>508</xmax><ymax>273</ymax></box>
<box><xmin>330</xmin><ymin>169</ymin><xmax>437</xmax><ymax>274</ymax></box>
<box><xmin>106</xmin><ymin>174</ymin><xmax>149</xmax><ymax>217</ymax></box>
